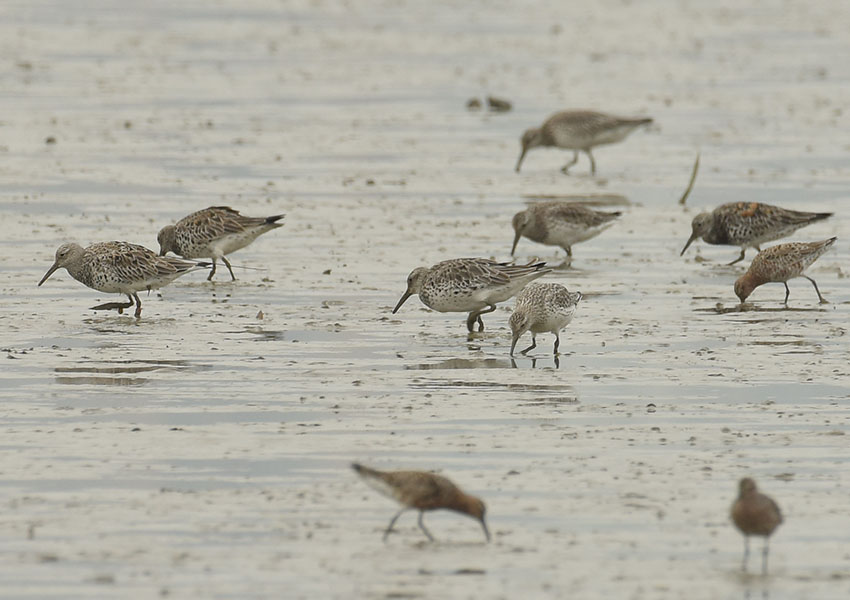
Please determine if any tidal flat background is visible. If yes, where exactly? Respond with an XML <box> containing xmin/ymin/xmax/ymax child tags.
<box><xmin>1</xmin><ymin>1</ymin><xmax>849</xmax><ymax>598</ymax></box>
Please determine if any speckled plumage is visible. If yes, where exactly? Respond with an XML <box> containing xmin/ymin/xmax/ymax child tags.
<box><xmin>392</xmin><ymin>258</ymin><xmax>551</xmax><ymax>332</ymax></box>
<box><xmin>509</xmin><ymin>282</ymin><xmax>582</xmax><ymax>355</ymax></box>
<box><xmin>351</xmin><ymin>463</ymin><xmax>489</xmax><ymax>542</ymax></box>
<box><xmin>734</xmin><ymin>237</ymin><xmax>836</xmax><ymax>305</ymax></box>
<box><xmin>681</xmin><ymin>202</ymin><xmax>832</xmax><ymax>264</ymax></box>
<box><xmin>730</xmin><ymin>478</ymin><xmax>783</xmax><ymax>574</ymax></box>
<box><xmin>158</xmin><ymin>206</ymin><xmax>284</xmax><ymax>281</ymax></box>
<box><xmin>511</xmin><ymin>202</ymin><xmax>621</xmax><ymax>261</ymax></box>
<box><xmin>515</xmin><ymin>110</ymin><xmax>652</xmax><ymax>175</ymax></box>
<box><xmin>38</xmin><ymin>241</ymin><xmax>207</xmax><ymax>317</ymax></box>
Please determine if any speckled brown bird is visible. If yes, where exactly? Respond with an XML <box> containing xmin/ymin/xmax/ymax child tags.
<box><xmin>157</xmin><ymin>206</ymin><xmax>284</xmax><ymax>281</ymax></box>
<box><xmin>734</xmin><ymin>237</ymin><xmax>836</xmax><ymax>305</ymax></box>
<box><xmin>515</xmin><ymin>110</ymin><xmax>652</xmax><ymax>175</ymax></box>
<box><xmin>730</xmin><ymin>478</ymin><xmax>783</xmax><ymax>574</ymax></box>
<box><xmin>681</xmin><ymin>202</ymin><xmax>832</xmax><ymax>265</ymax></box>
<box><xmin>511</xmin><ymin>202</ymin><xmax>621</xmax><ymax>262</ymax></box>
<box><xmin>38</xmin><ymin>241</ymin><xmax>208</xmax><ymax>317</ymax></box>
<box><xmin>351</xmin><ymin>463</ymin><xmax>489</xmax><ymax>542</ymax></box>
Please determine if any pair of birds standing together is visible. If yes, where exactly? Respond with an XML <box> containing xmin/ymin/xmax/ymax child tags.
<box><xmin>38</xmin><ymin>206</ymin><xmax>285</xmax><ymax>317</ymax></box>
<box><xmin>352</xmin><ymin>463</ymin><xmax>783</xmax><ymax>575</ymax></box>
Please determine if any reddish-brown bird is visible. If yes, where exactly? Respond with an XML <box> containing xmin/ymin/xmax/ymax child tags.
<box><xmin>734</xmin><ymin>237</ymin><xmax>836</xmax><ymax>305</ymax></box>
<box><xmin>351</xmin><ymin>463</ymin><xmax>490</xmax><ymax>542</ymax></box>
<box><xmin>730</xmin><ymin>478</ymin><xmax>783</xmax><ymax>575</ymax></box>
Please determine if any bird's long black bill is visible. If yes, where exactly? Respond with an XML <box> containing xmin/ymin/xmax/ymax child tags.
<box><xmin>392</xmin><ymin>290</ymin><xmax>412</xmax><ymax>314</ymax></box>
<box><xmin>511</xmin><ymin>231</ymin><xmax>522</xmax><ymax>256</ymax></box>
<box><xmin>515</xmin><ymin>148</ymin><xmax>527</xmax><ymax>173</ymax></box>
<box><xmin>680</xmin><ymin>232</ymin><xmax>698</xmax><ymax>256</ymax></box>
<box><xmin>38</xmin><ymin>262</ymin><xmax>60</xmax><ymax>286</ymax></box>
<box><xmin>481</xmin><ymin>518</ymin><xmax>491</xmax><ymax>542</ymax></box>
<box><xmin>509</xmin><ymin>334</ymin><xmax>519</xmax><ymax>356</ymax></box>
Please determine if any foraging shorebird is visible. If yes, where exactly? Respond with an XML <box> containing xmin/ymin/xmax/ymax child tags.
<box><xmin>515</xmin><ymin>110</ymin><xmax>652</xmax><ymax>175</ymax></box>
<box><xmin>509</xmin><ymin>282</ymin><xmax>582</xmax><ymax>356</ymax></box>
<box><xmin>681</xmin><ymin>202</ymin><xmax>832</xmax><ymax>265</ymax></box>
<box><xmin>157</xmin><ymin>206</ymin><xmax>284</xmax><ymax>281</ymax></box>
<box><xmin>38</xmin><ymin>241</ymin><xmax>207</xmax><ymax>317</ymax></box>
<box><xmin>730</xmin><ymin>478</ymin><xmax>783</xmax><ymax>575</ymax></box>
<box><xmin>734</xmin><ymin>237</ymin><xmax>836</xmax><ymax>305</ymax></box>
<box><xmin>511</xmin><ymin>202</ymin><xmax>621</xmax><ymax>263</ymax></box>
<box><xmin>351</xmin><ymin>463</ymin><xmax>489</xmax><ymax>542</ymax></box>
<box><xmin>392</xmin><ymin>258</ymin><xmax>550</xmax><ymax>332</ymax></box>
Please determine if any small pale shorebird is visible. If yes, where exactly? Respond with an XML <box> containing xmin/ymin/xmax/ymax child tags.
<box><xmin>511</xmin><ymin>202</ymin><xmax>621</xmax><ymax>263</ymax></box>
<box><xmin>392</xmin><ymin>258</ymin><xmax>550</xmax><ymax>332</ymax></box>
<box><xmin>351</xmin><ymin>463</ymin><xmax>489</xmax><ymax>542</ymax></box>
<box><xmin>157</xmin><ymin>206</ymin><xmax>284</xmax><ymax>281</ymax></box>
<box><xmin>515</xmin><ymin>110</ymin><xmax>652</xmax><ymax>175</ymax></box>
<box><xmin>509</xmin><ymin>283</ymin><xmax>581</xmax><ymax>356</ymax></box>
<box><xmin>734</xmin><ymin>237</ymin><xmax>836</xmax><ymax>305</ymax></box>
<box><xmin>681</xmin><ymin>202</ymin><xmax>832</xmax><ymax>265</ymax></box>
<box><xmin>38</xmin><ymin>241</ymin><xmax>208</xmax><ymax>317</ymax></box>
<box><xmin>730</xmin><ymin>478</ymin><xmax>783</xmax><ymax>575</ymax></box>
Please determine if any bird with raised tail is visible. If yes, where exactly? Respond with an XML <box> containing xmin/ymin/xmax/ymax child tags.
<box><xmin>515</xmin><ymin>110</ymin><xmax>652</xmax><ymax>175</ymax></box>
<box><xmin>734</xmin><ymin>237</ymin><xmax>836</xmax><ymax>306</ymax></box>
<box><xmin>351</xmin><ymin>463</ymin><xmax>490</xmax><ymax>542</ymax></box>
<box><xmin>681</xmin><ymin>201</ymin><xmax>832</xmax><ymax>265</ymax></box>
<box><xmin>38</xmin><ymin>241</ymin><xmax>208</xmax><ymax>317</ymax></box>
<box><xmin>158</xmin><ymin>206</ymin><xmax>284</xmax><ymax>281</ymax></box>
<box><xmin>509</xmin><ymin>282</ymin><xmax>581</xmax><ymax>356</ymax></box>
<box><xmin>393</xmin><ymin>258</ymin><xmax>550</xmax><ymax>332</ymax></box>
<box><xmin>730</xmin><ymin>478</ymin><xmax>783</xmax><ymax>575</ymax></box>
<box><xmin>511</xmin><ymin>202</ymin><xmax>621</xmax><ymax>263</ymax></box>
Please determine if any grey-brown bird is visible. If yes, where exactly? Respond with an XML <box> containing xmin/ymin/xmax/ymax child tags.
<box><xmin>730</xmin><ymin>478</ymin><xmax>783</xmax><ymax>575</ymax></box>
<box><xmin>515</xmin><ymin>110</ymin><xmax>652</xmax><ymax>175</ymax></box>
<box><xmin>351</xmin><ymin>463</ymin><xmax>490</xmax><ymax>542</ymax></box>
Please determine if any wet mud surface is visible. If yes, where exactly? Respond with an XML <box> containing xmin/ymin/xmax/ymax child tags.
<box><xmin>1</xmin><ymin>1</ymin><xmax>849</xmax><ymax>598</ymax></box>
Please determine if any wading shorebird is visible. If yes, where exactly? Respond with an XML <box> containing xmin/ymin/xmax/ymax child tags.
<box><xmin>351</xmin><ymin>463</ymin><xmax>489</xmax><ymax>542</ymax></box>
<box><xmin>392</xmin><ymin>258</ymin><xmax>550</xmax><ymax>333</ymax></box>
<box><xmin>157</xmin><ymin>206</ymin><xmax>284</xmax><ymax>281</ymax></box>
<box><xmin>681</xmin><ymin>202</ymin><xmax>832</xmax><ymax>265</ymax></box>
<box><xmin>38</xmin><ymin>241</ymin><xmax>208</xmax><ymax>317</ymax></box>
<box><xmin>515</xmin><ymin>110</ymin><xmax>652</xmax><ymax>175</ymax></box>
<box><xmin>509</xmin><ymin>282</ymin><xmax>582</xmax><ymax>356</ymax></box>
<box><xmin>734</xmin><ymin>237</ymin><xmax>836</xmax><ymax>306</ymax></box>
<box><xmin>511</xmin><ymin>202</ymin><xmax>621</xmax><ymax>263</ymax></box>
<box><xmin>730</xmin><ymin>478</ymin><xmax>783</xmax><ymax>575</ymax></box>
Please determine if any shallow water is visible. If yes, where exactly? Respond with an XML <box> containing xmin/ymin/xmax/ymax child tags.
<box><xmin>1</xmin><ymin>0</ymin><xmax>850</xmax><ymax>598</ymax></box>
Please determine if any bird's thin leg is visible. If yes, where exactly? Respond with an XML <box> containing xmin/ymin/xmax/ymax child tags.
<box><xmin>761</xmin><ymin>538</ymin><xmax>770</xmax><ymax>576</ymax></box>
<box><xmin>474</xmin><ymin>304</ymin><xmax>498</xmax><ymax>332</ymax></box>
<box><xmin>90</xmin><ymin>295</ymin><xmax>134</xmax><ymax>313</ymax></box>
<box><xmin>133</xmin><ymin>293</ymin><xmax>142</xmax><ymax>318</ymax></box>
<box><xmin>560</xmin><ymin>151</ymin><xmax>579</xmax><ymax>174</ymax></box>
<box><xmin>585</xmin><ymin>149</ymin><xmax>596</xmax><ymax>175</ymax></box>
<box><xmin>207</xmin><ymin>259</ymin><xmax>217</xmax><ymax>281</ymax></box>
<box><xmin>741</xmin><ymin>536</ymin><xmax>750</xmax><ymax>572</ymax></box>
<box><xmin>728</xmin><ymin>249</ymin><xmax>747</xmax><ymax>265</ymax></box>
<box><xmin>783</xmin><ymin>282</ymin><xmax>790</xmax><ymax>305</ymax></box>
<box><xmin>417</xmin><ymin>511</ymin><xmax>435</xmax><ymax>542</ymax></box>
<box><xmin>383</xmin><ymin>508</ymin><xmax>407</xmax><ymax>541</ymax></box>
<box><xmin>520</xmin><ymin>335</ymin><xmax>537</xmax><ymax>355</ymax></box>
<box><xmin>553</xmin><ymin>333</ymin><xmax>560</xmax><ymax>355</ymax></box>
<box><xmin>222</xmin><ymin>256</ymin><xmax>236</xmax><ymax>281</ymax></box>
<box><xmin>466</xmin><ymin>311</ymin><xmax>479</xmax><ymax>333</ymax></box>
<box><xmin>803</xmin><ymin>275</ymin><xmax>827</xmax><ymax>304</ymax></box>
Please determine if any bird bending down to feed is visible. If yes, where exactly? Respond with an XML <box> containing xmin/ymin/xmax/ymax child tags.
<box><xmin>351</xmin><ymin>463</ymin><xmax>489</xmax><ymax>542</ymax></box>
<box><xmin>680</xmin><ymin>202</ymin><xmax>832</xmax><ymax>265</ymax></box>
<box><xmin>510</xmin><ymin>282</ymin><xmax>582</xmax><ymax>356</ymax></box>
<box><xmin>734</xmin><ymin>238</ymin><xmax>836</xmax><ymax>306</ymax></box>
<box><xmin>393</xmin><ymin>258</ymin><xmax>550</xmax><ymax>332</ymax></box>
<box><xmin>730</xmin><ymin>477</ymin><xmax>782</xmax><ymax>575</ymax></box>
<box><xmin>38</xmin><ymin>241</ymin><xmax>208</xmax><ymax>317</ymax></box>
<box><xmin>515</xmin><ymin>110</ymin><xmax>652</xmax><ymax>175</ymax></box>
<box><xmin>157</xmin><ymin>206</ymin><xmax>284</xmax><ymax>281</ymax></box>
<box><xmin>511</xmin><ymin>202</ymin><xmax>621</xmax><ymax>263</ymax></box>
